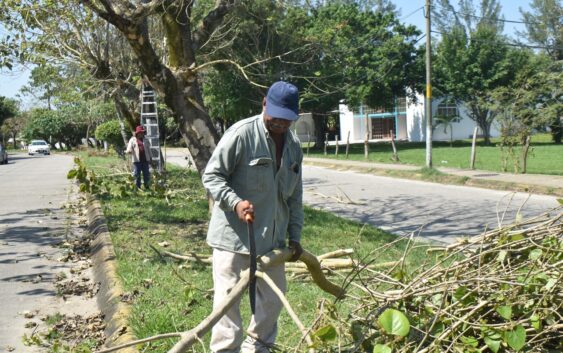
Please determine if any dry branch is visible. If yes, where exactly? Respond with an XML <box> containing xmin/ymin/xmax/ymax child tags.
<box><xmin>332</xmin><ymin>208</ymin><xmax>563</xmax><ymax>352</ymax></box>
<box><xmin>96</xmin><ymin>247</ymin><xmax>345</xmax><ymax>353</ymax></box>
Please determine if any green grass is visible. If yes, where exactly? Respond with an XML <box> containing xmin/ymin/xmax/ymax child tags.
<box><xmin>78</xmin><ymin>152</ymin><xmax>437</xmax><ymax>352</ymax></box>
<box><xmin>307</xmin><ymin>133</ymin><xmax>563</xmax><ymax>175</ymax></box>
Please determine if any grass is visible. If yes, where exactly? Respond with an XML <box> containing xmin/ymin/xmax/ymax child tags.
<box><xmin>306</xmin><ymin>133</ymin><xmax>563</xmax><ymax>175</ymax></box>
<box><xmin>76</xmin><ymin>151</ymin><xmax>438</xmax><ymax>352</ymax></box>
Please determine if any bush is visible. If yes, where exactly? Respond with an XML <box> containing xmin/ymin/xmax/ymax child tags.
<box><xmin>95</xmin><ymin>120</ymin><xmax>125</xmax><ymax>151</ymax></box>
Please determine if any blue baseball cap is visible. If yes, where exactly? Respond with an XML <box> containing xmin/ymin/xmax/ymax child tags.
<box><xmin>265</xmin><ymin>81</ymin><xmax>299</xmax><ymax>121</ymax></box>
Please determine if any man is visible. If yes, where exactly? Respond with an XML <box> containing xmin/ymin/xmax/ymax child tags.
<box><xmin>202</xmin><ymin>81</ymin><xmax>304</xmax><ymax>353</ymax></box>
<box><xmin>126</xmin><ymin>125</ymin><xmax>152</xmax><ymax>188</ymax></box>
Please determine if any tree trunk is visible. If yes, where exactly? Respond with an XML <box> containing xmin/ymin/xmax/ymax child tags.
<box><xmin>312</xmin><ymin>112</ymin><xmax>326</xmax><ymax>149</ymax></box>
<box><xmin>550</xmin><ymin>116</ymin><xmax>562</xmax><ymax>144</ymax></box>
<box><xmin>520</xmin><ymin>135</ymin><xmax>531</xmax><ymax>174</ymax></box>
<box><xmin>83</xmin><ymin>1</ymin><xmax>228</xmax><ymax>175</ymax></box>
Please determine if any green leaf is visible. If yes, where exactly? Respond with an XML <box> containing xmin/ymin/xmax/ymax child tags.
<box><xmin>183</xmin><ymin>287</ymin><xmax>195</xmax><ymax>302</ymax></box>
<box><xmin>314</xmin><ymin>71</ymin><xmax>322</xmax><ymax>76</ymax></box>
<box><xmin>453</xmin><ymin>286</ymin><xmax>476</xmax><ymax>305</ymax></box>
<box><xmin>528</xmin><ymin>249</ymin><xmax>542</xmax><ymax>260</ymax></box>
<box><xmin>373</xmin><ymin>344</ymin><xmax>392</xmax><ymax>353</ymax></box>
<box><xmin>545</xmin><ymin>278</ymin><xmax>557</xmax><ymax>290</ymax></box>
<box><xmin>378</xmin><ymin>309</ymin><xmax>410</xmax><ymax>337</ymax></box>
<box><xmin>530</xmin><ymin>314</ymin><xmax>541</xmax><ymax>330</ymax></box>
<box><xmin>313</xmin><ymin>325</ymin><xmax>337</xmax><ymax>342</ymax></box>
<box><xmin>484</xmin><ymin>336</ymin><xmax>501</xmax><ymax>353</ymax></box>
<box><xmin>460</xmin><ymin>336</ymin><xmax>478</xmax><ymax>347</ymax></box>
<box><xmin>67</xmin><ymin>169</ymin><xmax>77</xmax><ymax>179</ymax></box>
<box><xmin>496</xmin><ymin>306</ymin><xmax>512</xmax><ymax>320</ymax></box>
<box><xmin>504</xmin><ymin>325</ymin><xmax>526</xmax><ymax>351</ymax></box>
<box><xmin>510</xmin><ymin>233</ymin><xmax>524</xmax><ymax>242</ymax></box>
<box><xmin>556</xmin><ymin>198</ymin><xmax>563</xmax><ymax>205</ymax></box>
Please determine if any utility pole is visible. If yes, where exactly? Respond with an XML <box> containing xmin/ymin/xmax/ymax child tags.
<box><xmin>425</xmin><ymin>0</ymin><xmax>433</xmax><ymax>168</ymax></box>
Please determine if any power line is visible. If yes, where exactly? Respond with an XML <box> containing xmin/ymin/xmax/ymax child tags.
<box><xmin>400</xmin><ymin>6</ymin><xmax>424</xmax><ymax>21</ymax></box>
<box><xmin>433</xmin><ymin>2</ymin><xmax>543</xmax><ymax>26</ymax></box>
<box><xmin>430</xmin><ymin>30</ymin><xmax>563</xmax><ymax>51</ymax></box>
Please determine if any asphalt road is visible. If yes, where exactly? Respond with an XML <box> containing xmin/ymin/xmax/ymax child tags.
<box><xmin>303</xmin><ymin>165</ymin><xmax>560</xmax><ymax>243</ymax></box>
<box><xmin>0</xmin><ymin>152</ymin><xmax>96</xmax><ymax>352</ymax></box>
<box><xmin>164</xmin><ymin>148</ymin><xmax>560</xmax><ymax>243</ymax></box>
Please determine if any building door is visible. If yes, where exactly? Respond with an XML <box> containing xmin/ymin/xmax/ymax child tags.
<box><xmin>371</xmin><ymin>118</ymin><xmax>395</xmax><ymax>139</ymax></box>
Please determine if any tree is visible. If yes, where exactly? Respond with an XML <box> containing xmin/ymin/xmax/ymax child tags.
<box><xmin>301</xmin><ymin>1</ymin><xmax>423</xmax><ymax>146</ymax></box>
<box><xmin>21</xmin><ymin>107</ymin><xmax>87</xmax><ymax>148</ymax></box>
<box><xmin>75</xmin><ymin>0</ymin><xmax>239</xmax><ymax>174</ymax></box>
<box><xmin>491</xmin><ymin>52</ymin><xmax>561</xmax><ymax>173</ymax></box>
<box><xmin>95</xmin><ymin>119</ymin><xmax>125</xmax><ymax>154</ymax></box>
<box><xmin>19</xmin><ymin>65</ymin><xmax>63</xmax><ymax>110</ymax></box>
<box><xmin>433</xmin><ymin>0</ymin><xmax>517</xmax><ymax>144</ymax></box>
<box><xmin>199</xmin><ymin>0</ymin><xmax>423</xmax><ymax>148</ymax></box>
<box><xmin>0</xmin><ymin>115</ymin><xmax>26</xmax><ymax>149</ymax></box>
<box><xmin>1</xmin><ymin>1</ymin><xmax>147</xmax><ymax>137</ymax></box>
<box><xmin>0</xmin><ymin>96</ymin><xmax>19</xmax><ymax>126</ymax></box>
<box><xmin>520</xmin><ymin>0</ymin><xmax>563</xmax><ymax>143</ymax></box>
<box><xmin>0</xmin><ymin>96</ymin><xmax>19</xmax><ymax>144</ymax></box>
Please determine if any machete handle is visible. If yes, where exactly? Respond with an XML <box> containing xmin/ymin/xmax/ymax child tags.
<box><xmin>245</xmin><ymin>213</ymin><xmax>255</xmax><ymax>223</ymax></box>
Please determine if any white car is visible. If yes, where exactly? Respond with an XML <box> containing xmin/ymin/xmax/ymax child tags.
<box><xmin>28</xmin><ymin>140</ymin><xmax>51</xmax><ymax>155</ymax></box>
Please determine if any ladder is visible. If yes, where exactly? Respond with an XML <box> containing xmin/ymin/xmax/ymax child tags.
<box><xmin>140</xmin><ymin>83</ymin><xmax>163</xmax><ymax>172</ymax></box>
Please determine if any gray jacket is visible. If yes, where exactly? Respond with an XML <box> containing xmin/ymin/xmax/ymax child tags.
<box><xmin>202</xmin><ymin>115</ymin><xmax>304</xmax><ymax>256</ymax></box>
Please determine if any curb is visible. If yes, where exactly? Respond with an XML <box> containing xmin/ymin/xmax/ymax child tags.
<box><xmin>87</xmin><ymin>194</ymin><xmax>139</xmax><ymax>352</ymax></box>
<box><xmin>303</xmin><ymin>159</ymin><xmax>563</xmax><ymax>197</ymax></box>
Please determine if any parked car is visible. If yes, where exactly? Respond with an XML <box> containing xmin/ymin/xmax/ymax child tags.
<box><xmin>0</xmin><ymin>144</ymin><xmax>7</xmax><ymax>164</ymax></box>
<box><xmin>28</xmin><ymin>140</ymin><xmax>51</xmax><ymax>155</ymax></box>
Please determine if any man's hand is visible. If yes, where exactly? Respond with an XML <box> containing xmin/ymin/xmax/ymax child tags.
<box><xmin>235</xmin><ymin>200</ymin><xmax>254</xmax><ymax>223</ymax></box>
<box><xmin>288</xmin><ymin>240</ymin><xmax>303</xmax><ymax>262</ymax></box>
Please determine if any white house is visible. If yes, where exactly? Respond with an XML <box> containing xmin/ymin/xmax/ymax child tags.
<box><xmin>338</xmin><ymin>94</ymin><xmax>500</xmax><ymax>143</ymax></box>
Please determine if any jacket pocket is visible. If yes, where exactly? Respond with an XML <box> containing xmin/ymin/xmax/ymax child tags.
<box><xmin>247</xmin><ymin>157</ymin><xmax>273</xmax><ymax>192</ymax></box>
<box><xmin>281</xmin><ymin>164</ymin><xmax>300</xmax><ymax>199</ymax></box>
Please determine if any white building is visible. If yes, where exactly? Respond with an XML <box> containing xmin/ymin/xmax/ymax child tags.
<box><xmin>338</xmin><ymin>94</ymin><xmax>500</xmax><ymax>143</ymax></box>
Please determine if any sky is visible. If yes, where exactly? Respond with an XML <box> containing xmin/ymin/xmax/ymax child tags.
<box><xmin>0</xmin><ymin>0</ymin><xmax>533</xmax><ymax>106</ymax></box>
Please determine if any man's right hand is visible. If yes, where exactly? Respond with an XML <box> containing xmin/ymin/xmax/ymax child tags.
<box><xmin>235</xmin><ymin>200</ymin><xmax>254</xmax><ymax>223</ymax></box>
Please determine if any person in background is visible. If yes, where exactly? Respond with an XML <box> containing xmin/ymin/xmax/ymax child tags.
<box><xmin>202</xmin><ymin>81</ymin><xmax>304</xmax><ymax>353</ymax></box>
<box><xmin>126</xmin><ymin>125</ymin><xmax>152</xmax><ymax>189</ymax></box>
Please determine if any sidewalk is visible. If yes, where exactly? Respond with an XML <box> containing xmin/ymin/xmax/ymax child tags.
<box><xmin>303</xmin><ymin>157</ymin><xmax>563</xmax><ymax>196</ymax></box>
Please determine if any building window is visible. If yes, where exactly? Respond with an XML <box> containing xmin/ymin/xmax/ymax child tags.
<box><xmin>436</xmin><ymin>98</ymin><xmax>459</xmax><ymax>118</ymax></box>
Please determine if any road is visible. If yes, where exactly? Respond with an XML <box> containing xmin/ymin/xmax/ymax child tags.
<box><xmin>0</xmin><ymin>152</ymin><xmax>97</xmax><ymax>352</ymax></box>
<box><xmin>303</xmin><ymin>165</ymin><xmax>560</xmax><ymax>243</ymax></box>
<box><xmin>163</xmin><ymin>148</ymin><xmax>560</xmax><ymax>244</ymax></box>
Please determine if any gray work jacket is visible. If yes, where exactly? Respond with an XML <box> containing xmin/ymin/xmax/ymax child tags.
<box><xmin>202</xmin><ymin>114</ymin><xmax>304</xmax><ymax>256</ymax></box>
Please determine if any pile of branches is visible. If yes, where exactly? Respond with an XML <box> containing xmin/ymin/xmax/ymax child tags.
<box><xmin>159</xmin><ymin>247</ymin><xmax>398</xmax><ymax>275</ymax></box>
<box><xmin>329</xmin><ymin>209</ymin><xmax>562</xmax><ymax>353</ymax></box>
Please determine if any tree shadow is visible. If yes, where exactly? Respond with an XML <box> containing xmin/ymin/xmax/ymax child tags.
<box><xmin>303</xmin><ymin>170</ymin><xmax>555</xmax><ymax>244</ymax></box>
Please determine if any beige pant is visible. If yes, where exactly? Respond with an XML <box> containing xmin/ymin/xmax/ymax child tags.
<box><xmin>210</xmin><ymin>248</ymin><xmax>286</xmax><ymax>353</ymax></box>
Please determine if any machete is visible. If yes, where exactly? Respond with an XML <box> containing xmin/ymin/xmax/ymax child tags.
<box><xmin>245</xmin><ymin>213</ymin><xmax>257</xmax><ymax>315</ymax></box>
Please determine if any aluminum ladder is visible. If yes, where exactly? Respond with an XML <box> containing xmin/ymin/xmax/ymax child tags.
<box><xmin>140</xmin><ymin>83</ymin><xmax>163</xmax><ymax>172</ymax></box>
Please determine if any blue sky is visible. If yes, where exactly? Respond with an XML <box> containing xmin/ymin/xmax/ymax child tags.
<box><xmin>0</xmin><ymin>0</ymin><xmax>533</xmax><ymax>105</ymax></box>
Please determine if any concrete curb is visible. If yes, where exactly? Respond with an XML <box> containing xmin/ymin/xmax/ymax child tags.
<box><xmin>87</xmin><ymin>194</ymin><xmax>139</xmax><ymax>352</ymax></box>
<box><xmin>303</xmin><ymin>159</ymin><xmax>563</xmax><ymax>197</ymax></box>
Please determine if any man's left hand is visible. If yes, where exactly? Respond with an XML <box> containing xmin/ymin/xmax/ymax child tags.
<box><xmin>288</xmin><ymin>240</ymin><xmax>303</xmax><ymax>262</ymax></box>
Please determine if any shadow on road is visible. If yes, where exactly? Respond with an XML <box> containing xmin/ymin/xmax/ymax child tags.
<box><xmin>303</xmin><ymin>175</ymin><xmax>549</xmax><ymax>243</ymax></box>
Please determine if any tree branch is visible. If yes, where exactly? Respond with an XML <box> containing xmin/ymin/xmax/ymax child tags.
<box><xmin>192</xmin><ymin>0</ymin><xmax>237</xmax><ymax>51</ymax></box>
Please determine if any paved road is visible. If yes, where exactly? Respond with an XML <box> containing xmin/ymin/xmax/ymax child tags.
<box><xmin>163</xmin><ymin>148</ymin><xmax>560</xmax><ymax>243</ymax></box>
<box><xmin>0</xmin><ymin>152</ymin><xmax>96</xmax><ymax>352</ymax></box>
<box><xmin>303</xmin><ymin>165</ymin><xmax>560</xmax><ymax>243</ymax></box>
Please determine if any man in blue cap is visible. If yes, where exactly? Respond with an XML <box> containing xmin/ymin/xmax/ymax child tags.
<box><xmin>202</xmin><ymin>81</ymin><xmax>304</xmax><ymax>353</ymax></box>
